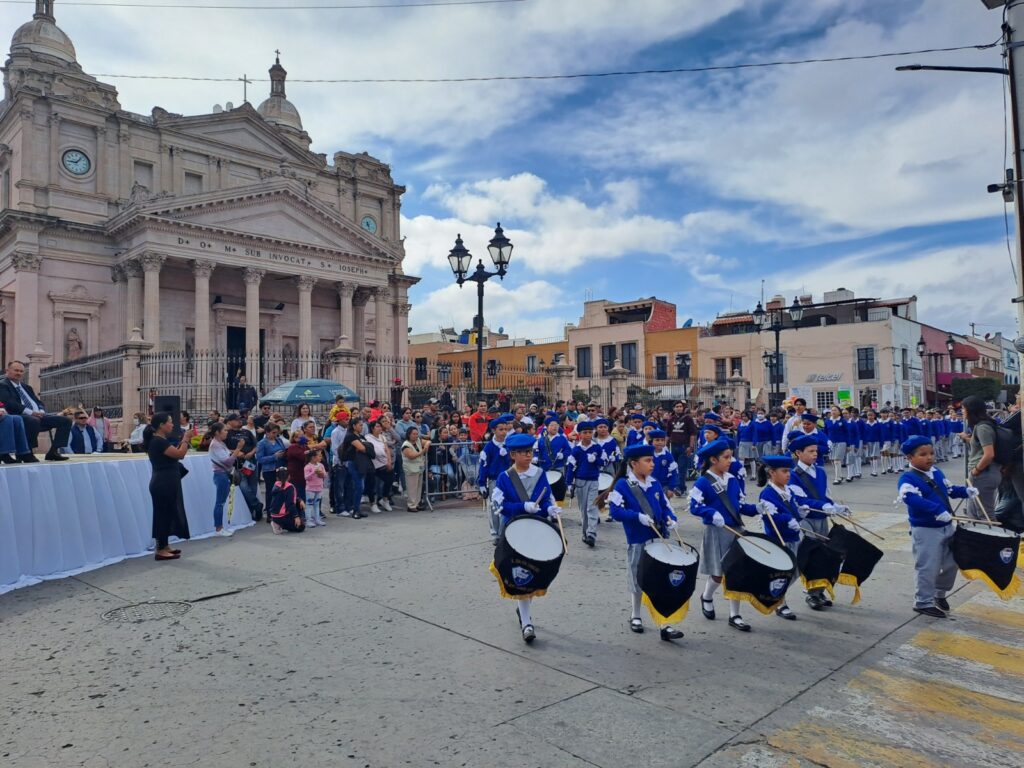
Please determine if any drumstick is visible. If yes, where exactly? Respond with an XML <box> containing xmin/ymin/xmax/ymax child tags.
<box><xmin>836</xmin><ymin>513</ymin><xmax>885</xmax><ymax>541</ymax></box>
<box><xmin>673</xmin><ymin>525</ymin><xmax>686</xmax><ymax>549</ymax></box>
<box><xmin>763</xmin><ymin>509</ymin><xmax>785</xmax><ymax>545</ymax></box>
<box><xmin>556</xmin><ymin>514</ymin><xmax>569</xmax><ymax>552</ymax></box>
<box><xmin>952</xmin><ymin>515</ymin><xmax>1004</xmax><ymax>527</ymax></box>
<box><xmin>801</xmin><ymin>529</ymin><xmax>831</xmax><ymax>542</ymax></box>
<box><xmin>723</xmin><ymin>524</ymin><xmax>772</xmax><ymax>554</ymax></box>
<box><xmin>966</xmin><ymin>480</ymin><xmax>996</xmax><ymax>525</ymax></box>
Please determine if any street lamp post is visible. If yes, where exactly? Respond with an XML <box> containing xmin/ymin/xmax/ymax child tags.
<box><xmin>752</xmin><ymin>297</ymin><xmax>804</xmax><ymax>409</ymax></box>
<box><xmin>946</xmin><ymin>333</ymin><xmax>956</xmax><ymax>403</ymax></box>
<box><xmin>447</xmin><ymin>224</ymin><xmax>514</xmax><ymax>404</ymax></box>
<box><xmin>675</xmin><ymin>353</ymin><xmax>691</xmax><ymax>408</ymax></box>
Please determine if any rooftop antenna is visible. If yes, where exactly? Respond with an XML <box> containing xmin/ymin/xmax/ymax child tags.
<box><xmin>760</xmin><ymin>278</ymin><xmax>765</xmax><ymax>305</ymax></box>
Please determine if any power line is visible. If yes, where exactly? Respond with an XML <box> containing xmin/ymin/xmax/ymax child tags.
<box><xmin>90</xmin><ymin>39</ymin><xmax>1004</xmax><ymax>85</ymax></box>
<box><xmin>0</xmin><ymin>0</ymin><xmax>524</xmax><ymax>8</ymax></box>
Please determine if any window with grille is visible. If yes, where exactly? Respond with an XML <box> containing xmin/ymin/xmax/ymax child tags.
<box><xmin>654</xmin><ymin>355</ymin><xmax>668</xmax><ymax>380</ymax></box>
<box><xmin>901</xmin><ymin>348</ymin><xmax>909</xmax><ymax>381</ymax></box>
<box><xmin>414</xmin><ymin>357</ymin><xmax>428</xmax><ymax>381</ymax></box>
<box><xmin>462</xmin><ymin>362</ymin><xmax>472</xmax><ymax>380</ymax></box>
<box><xmin>601</xmin><ymin>344</ymin><xmax>616</xmax><ymax>374</ymax></box>
<box><xmin>714</xmin><ymin>358</ymin><xmax>727</xmax><ymax>383</ymax></box>
<box><xmin>526</xmin><ymin>355</ymin><xmax>537</xmax><ymax>373</ymax></box>
<box><xmin>730</xmin><ymin>357</ymin><xmax>743</xmax><ymax>377</ymax></box>
<box><xmin>438</xmin><ymin>362</ymin><xmax>451</xmax><ymax>382</ymax></box>
<box><xmin>856</xmin><ymin>347</ymin><xmax>876</xmax><ymax>380</ymax></box>
<box><xmin>576</xmin><ymin>347</ymin><xmax>592</xmax><ymax>378</ymax></box>
<box><xmin>621</xmin><ymin>342</ymin><xmax>638</xmax><ymax>374</ymax></box>
<box><xmin>816</xmin><ymin>391</ymin><xmax>835</xmax><ymax>412</ymax></box>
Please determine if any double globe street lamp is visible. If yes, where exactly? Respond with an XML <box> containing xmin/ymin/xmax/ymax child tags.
<box><xmin>447</xmin><ymin>223</ymin><xmax>514</xmax><ymax>403</ymax></box>
<box><xmin>916</xmin><ymin>333</ymin><xmax>956</xmax><ymax>407</ymax></box>
<box><xmin>752</xmin><ymin>297</ymin><xmax>805</xmax><ymax>409</ymax></box>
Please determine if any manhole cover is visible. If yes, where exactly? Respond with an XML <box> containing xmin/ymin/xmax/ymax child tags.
<box><xmin>102</xmin><ymin>601</ymin><xmax>193</xmax><ymax>623</ymax></box>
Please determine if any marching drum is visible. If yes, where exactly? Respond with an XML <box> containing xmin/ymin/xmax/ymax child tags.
<box><xmin>490</xmin><ymin>515</ymin><xmax>565</xmax><ymax>600</ymax></box>
<box><xmin>598</xmin><ymin>473</ymin><xmax>614</xmax><ymax>492</ymax></box>
<box><xmin>638</xmin><ymin>539</ymin><xmax>700</xmax><ymax>624</ymax></box>
<box><xmin>721</xmin><ymin>533</ymin><xmax>796</xmax><ymax>615</ymax></box>
<box><xmin>545</xmin><ymin>470</ymin><xmax>567</xmax><ymax>503</ymax></box>
<box><xmin>830</xmin><ymin>524</ymin><xmax>883</xmax><ymax>604</ymax></box>
<box><xmin>952</xmin><ymin>523</ymin><xmax>1021</xmax><ymax>600</ymax></box>
<box><xmin>796</xmin><ymin>535</ymin><xmax>846</xmax><ymax>600</ymax></box>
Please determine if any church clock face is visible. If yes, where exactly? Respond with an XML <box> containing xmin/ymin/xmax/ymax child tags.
<box><xmin>61</xmin><ymin>149</ymin><xmax>91</xmax><ymax>176</ymax></box>
<box><xmin>360</xmin><ymin>215</ymin><xmax>378</xmax><ymax>235</ymax></box>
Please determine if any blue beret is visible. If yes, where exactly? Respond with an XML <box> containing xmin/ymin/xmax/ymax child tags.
<box><xmin>593</xmin><ymin>418</ymin><xmax>610</xmax><ymax>428</ymax></box>
<box><xmin>543</xmin><ymin>415</ymin><xmax>560</xmax><ymax>426</ymax></box>
<box><xmin>702</xmin><ymin>424</ymin><xmax>723</xmax><ymax>437</ymax></box>
<box><xmin>647</xmin><ymin>429</ymin><xmax>667</xmax><ymax>440</ymax></box>
<box><xmin>629</xmin><ymin>413</ymin><xmax>645</xmax><ymax>422</ymax></box>
<box><xmin>624</xmin><ymin>443</ymin><xmax>655</xmax><ymax>460</ymax></box>
<box><xmin>801</xmin><ymin>412</ymin><xmax>819</xmax><ymax>423</ymax></box>
<box><xmin>576</xmin><ymin>421</ymin><xmax>595</xmax><ymax>432</ymax></box>
<box><xmin>642</xmin><ymin>420</ymin><xmax>658</xmax><ymax>430</ymax></box>
<box><xmin>761</xmin><ymin>454</ymin><xmax>795</xmax><ymax>470</ymax></box>
<box><xmin>696</xmin><ymin>437</ymin><xmax>732</xmax><ymax>461</ymax></box>
<box><xmin>788</xmin><ymin>433</ymin><xmax>818</xmax><ymax>452</ymax></box>
<box><xmin>505</xmin><ymin>433</ymin><xmax>536</xmax><ymax>452</ymax></box>
<box><xmin>703</xmin><ymin>412</ymin><xmax>722</xmax><ymax>422</ymax></box>
<box><xmin>489</xmin><ymin>414</ymin><xmax>513</xmax><ymax>430</ymax></box>
<box><xmin>724</xmin><ymin>437</ymin><xmax>737</xmax><ymax>451</ymax></box>
<box><xmin>901</xmin><ymin>435</ymin><xmax>932</xmax><ymax>455</ymax></box>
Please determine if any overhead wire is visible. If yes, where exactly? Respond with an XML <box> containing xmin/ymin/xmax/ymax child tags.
<box><xmin>0</xmin><ymin>0</ymin><xmax>525</xmax><ymax>8</ymax></box>
<box><xmin>87</xmin><ymin>39</ymin><xmax>1005</xmax><ymax>84</ymax></box>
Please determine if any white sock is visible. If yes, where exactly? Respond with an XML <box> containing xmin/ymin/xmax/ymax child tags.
<box><xmin>702</xmin><ymin>579</ymin><xmax>719</xmax><ymax>601</ymax></box>
<box><xmin>517</xmin><ymin>598</ymin><xmax>532</xmax><ymax>627</ymax></box>
<box><xmin>834</xmin><ymin>463</ymin><xmax>842</xmax><ymax>483</ymax></box>
<box><xmin>729</xmin><ymin>599</ymin><xmax>741</xmax><ymax>618</ymax></box>
<box><xmin>846</xmin><ymin>462</ymin><xmax>852</xmax><ymax>480</ymax></box>
<box><xmin>630</xmin><ymin>592</ymin><xmax>642</xmax><ymax>619</ymax></box>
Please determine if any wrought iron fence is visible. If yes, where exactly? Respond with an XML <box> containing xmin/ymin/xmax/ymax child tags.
<box><xmin>572</xmin><ymin>375</ymin><xmax>745</xmax><ymax>411</ymax></box>
<box><xmin>38</xmin><ymin>349</ymin><xmax>126</xmax><ymax>417</ymax></box>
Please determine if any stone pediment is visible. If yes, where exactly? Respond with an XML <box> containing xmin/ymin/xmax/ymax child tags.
<box><xmin>107</xmin><ymin>179</ymin><xmax>396</xmax><ymax>262</ymax></box>
<box><xmin>162</xmin><ymin>106</ymin><xmax>319</xmax><ymax>166</ymax></box>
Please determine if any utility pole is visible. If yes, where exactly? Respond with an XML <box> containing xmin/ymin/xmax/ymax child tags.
<box><xmin>1004</xmin><ymin>3</ymin><xmax>1024</xmax><ymax>350</ymax></box>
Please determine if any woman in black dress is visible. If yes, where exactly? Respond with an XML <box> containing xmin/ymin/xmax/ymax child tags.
<box><xmin>145</xmin><ymin>412</ymin><xmax>192</xmax><ymax>561</ymax></box>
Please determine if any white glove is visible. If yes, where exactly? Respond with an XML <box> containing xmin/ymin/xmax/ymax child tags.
<box><xmin>524</xmin><ymin>502</ymin><xmax>538</xmax><ymax>514</ymax></box>
<box><xmin>797</xmin><ymin>504</ymin><xmax>812</xmax><ymax>517</ymax></box>
<box><xmin>833</xmin><ymin>505</ymin><xmax>852</xmax><ymax>518</ymax></box>
<box><xmin>966</xmin><ymin>487</ymin><xmax>980</xmax><ymax>498</ymax></box>
<box><xmin>756</xmin><ymin>500</ymin><xmax>776</xmax><ymax>516</ymax></box>
<box><xmin>936</xmin><ymin>511</ymin><xmax>953</xmax><ymax>523</ymax></box>
<box><xmin>666</xmin><ymin>518</ymin><xmax>678</xmax><ymax>530</ymax></box>
<box><xmin>556</xmin><ymin>452</ymin><xmax>563</xmax><ymax>460</ymax></box>
<box><xmin>587</xmin><ymin>453</ymin><xmax>596</xmax><ymax>463</ymax></box>
<box><xmin>787</xmin><ymin>518</ymin><xmax>802</xmax><ymax>532</ymax></box>
<box><xmin>479</xmin><ymin>486</ymin><xmax>487</xmax><ymax>496</ymax></box>
<box><xmin>822</xmin><ymin>503</ymin><xmax>837</xmax><ymax>516</ymax></box>
<box><xmin>711</xmin><ymin>511</ymin><xmax>725</xmax><ymax>528</ymax></box>
<box><xmin>638</xmin><ymin>513</ymin><xmax>654</xmax><ymax>528</ymax></box>
<box><xmin>548</xmin><ymin>507</ymin><xmax>560</xmax><ymax>521</ymax></box>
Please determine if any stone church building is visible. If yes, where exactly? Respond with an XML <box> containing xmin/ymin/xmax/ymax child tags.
<box><xmin>0</xmin><ymin>1</ymin><xmax>417</xmax><ymax>393</ymax></box>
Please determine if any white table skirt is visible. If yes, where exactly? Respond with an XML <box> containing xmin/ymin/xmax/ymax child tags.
<box><xmin>0</xmin><ymin>453</ymin><xmax>253</xmax><ymax>595</ymax></box>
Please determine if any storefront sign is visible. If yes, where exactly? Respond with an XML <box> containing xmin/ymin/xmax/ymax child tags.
<box><xmin>805</xmin><ymin>372</ymin><xmax>843</xmax><ymax>383</ymax></box>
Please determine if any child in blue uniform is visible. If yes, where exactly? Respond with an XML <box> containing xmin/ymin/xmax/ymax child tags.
<box><xmin>770</xmin><ymin>411</ymin><xmax>785</xmax><ymax>454</ymax></box>
<box><xmin>478</xmin><ymin>414</ymin><xmax>513</xmax><ymax>543</ymax></box>
<box><xmin>736</xmin><ymin>411</ymin><xmax>756</xmax><ymax>477</ymax></box>
<box><xmin>534</xmin><ymin>415</ymin><xmax>572</xmax><ymax>506</ymax></box>
<box><xmin>758</xmin><ymin>454</ymin><xmax>804</xmax><ymax>621</ymax></box>
<box><xmin>845</xmin><ymin>407</ymin><xmax>863</xmax><ymax>480</ymax></box>
<box><xmin>608</xmin><ymin>443</ymin><xmax>683</xmax><ymax>641</ymax></box>
<box><xmin>861</xmin><ymin>409</ymin><xmax>881</xmax><ymax>477</ymax></box>
<box><xmin>897</xmin><ymin>435</ymin><xmax>976</xmax><ymax>618</ymax></box>
<box><xmin>490</xmin><ymin>432</ymin><xmax>561</xmax><ymax>643</ymax></box>
<box><xmin>649</xmin><ymin>429</ymin><xmax>679</xmax><ymax>498</ymax></box>
<box><xmin>689</xmin><ymin>437</ymin><xmax>767</xmax><ymax>631</ymax></box>
<box><xmin>566</xmin><ymin>421</ymin><xmax>603</xmax><ymax>547</ymax></box>
<box><xmin>824</xmin><ymin>405</ymin><xmax>848</xmax><ymax>485</ymax></box>
<box><xmin>795</xmin><ymin>412</ymin><xmax>830</xmax><ymax>466</ymax></box>
<box><xmin>753</xmin><ymin>408</ymin><xmax>774</xmax><ymax>460</ymax></box>
<box><xmin>593</xmin><ymin>418</ymin><xmax>622</xmax><ymax>473</ymax></box>
<box><xmin>786</xmin><ymin>432</ymin><xmax>850</xmax><ymax>610</ymax></box>
<box><xmin>626</xmin><ymin>414</ymin><xmax>646</xmax><ymax>446</ymax></box>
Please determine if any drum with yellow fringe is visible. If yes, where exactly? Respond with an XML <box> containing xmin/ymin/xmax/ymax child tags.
<box><xmin>951</xmin><ymin>522</ymin><xmax>1021</xmax><ymax>600</ymax></box>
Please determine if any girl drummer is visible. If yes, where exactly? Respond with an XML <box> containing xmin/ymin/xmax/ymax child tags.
<box><xmin>689</xmin><ymin>437</ymin><xmax>766</xmax><ymax>632</ymax></box>
<box><xmin>607</xmin><ymin>443</ymin><xmax>683</xmax><ymax>642</ymax></box>
<box><xmin>490</xmin><ymin>432</ymin><xmax>561</xmax><ymax>643</ymax></box>
<box><xmin>757</xmin><ymin>455</ymin><xmax>804</xmax><ymax>621</ymax></box>
<box><xmin>534</xmin><ymin>415</ymin><xmax>572</xmax><ymax>507</ymax></box>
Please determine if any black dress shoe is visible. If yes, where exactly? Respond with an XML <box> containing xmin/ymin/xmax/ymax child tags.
<box><xmin>44</xmin><ymin>450</ymin><xmax>68</xmax><ymax>462</ymax></box>
<box><xmin>522</xmin><ymin>624</ymin><xmax>536</xmax><ymax>644</ymax></box>
<box><xmin>584</xmin><ymin>535</ymin><xmax>596</xmax><ymax>548</ymax></box>
<box><xmin>934</xmin><ymin>597</ymin><xmax>950</xmax><ymax>612</ymax></box>
<box><xmin>17</xmin><ymin>453</ymin><xmax>39</xmax><ymax>463</ymax></box>
<box><xmin>660</xmin><ymin>627</ymin><xmax>684</xmax><ymax>641</ymax></box>
<box><xmin>775</xmin><ymin>605</ymin><xmax>797</xmax><ymax>620</ymax></box>
<box><xmin>819</xmin><ymin>595</ymin><xmax>833</xmax><ymax>608</ymax></box>
<box><xmin>0</xmin><ymin>454</ymin><xmax>16</xmax><ymax>464</ymax></box>
<box><xmin>728</xmin><ymin>615</ymin><xmax>751</xmax><ymax>632</ymax></box>
<box><xmin>913</xmin><ymin>605</ymin><xmax>947</xmax><ymax>618</ymax></box>
<box><xmin>629</xmin><ymin>617</ymin><xmax>644</xmax><ymax>633</ymax></box>
<box><xmin>700</xmin><ymin>597</ymin><xmax>715</xmax><ymax>620</ymax></box>
<box><xmin>806</xmin><ymin>594</ymin><xmax>825</xmax><ymax>611</ymax></box>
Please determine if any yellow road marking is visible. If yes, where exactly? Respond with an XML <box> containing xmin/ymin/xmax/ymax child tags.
<box><xmin>956</xmin><ymin>602</ymin><xmax>1024</xmax><ymax>630</ymax></box>
<box><xmin>768</xmin><ymin>721</ymin><xmax>944</xmax><ymax>768</ymax></box>
<box><xmin>911</xmin><ymin>629</ymin><xmax>1024</xmax><ymax>676</ymax></box>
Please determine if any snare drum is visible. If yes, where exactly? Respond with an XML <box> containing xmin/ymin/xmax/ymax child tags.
<box><xmin>598</xmin><ymin>473</ymin><xmax>614</xmax><ymax>492</ymax></box>
<box><xmin>796</xmin><ymin>535</ymin><xmax>846</xmax><ymax>601</ymax></box>
<box><xmin>721</xmin><ymin>533</ymin><xmax>796</xmax><ymax>615</ymax></box>
<box><xmin>490</xmin><ymin>515</ymin><xmax>565</xmax><ymax>599</ymax></box>
<box><xmin>830</xmin><ymin>524</ymin><xmax>883</xmax><ymax>605</ymax></box>
<box><xmin>638</xmin><ymin>539</ymin><xmax>700</xmax><ymax>624</ymax></box>
<box><xmin>952</xmin><ymin>523</ymin><xmax>1021</xmax><ymax>600</ymax></box>
<box><xmin>545</xmin><ymin>470</ymin><xmax>567</xmax><ymax>502</ymax></box>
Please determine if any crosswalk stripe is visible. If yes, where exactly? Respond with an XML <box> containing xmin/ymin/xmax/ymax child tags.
<box><xmin>911</xmin><ymin>628</ymin><xmax>1024</xmax><ymax>676</ymax></box>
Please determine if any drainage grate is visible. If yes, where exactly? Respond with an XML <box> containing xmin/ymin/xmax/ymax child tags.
<box><xmin>102</xmin><ymin>601</ymin><xmax>193</xmax><ymax>623</ymax></box>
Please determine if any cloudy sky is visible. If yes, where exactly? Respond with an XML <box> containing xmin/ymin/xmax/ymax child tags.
<box><xmin>4</xmin><ymin>0</ymin><xmax>1017</xmax><ymax>341</ymax></box>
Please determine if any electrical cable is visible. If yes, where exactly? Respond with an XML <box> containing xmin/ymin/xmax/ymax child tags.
<box><xmin>88</xmin><ymin>39</ymin><xmax>1005</xmax><ymax>84</ymax></box>
<box><xmin>0</xmin><ymin>0</ymin><xmax>524</xmax><ymax>8</ymax></box>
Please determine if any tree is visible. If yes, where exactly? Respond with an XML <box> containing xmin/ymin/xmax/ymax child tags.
<box><xmin>951</xmin><ymin>377</ymin><xmax>1001</xmax><ymax>402</ymax></box>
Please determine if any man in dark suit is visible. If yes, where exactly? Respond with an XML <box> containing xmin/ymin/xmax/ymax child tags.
<box><xmin>67</xmin><ymin>410</ymin><xmax>102</xmax><ymax>454</ymax></box>
<box><xmin>0</xmin><ymin>360</ymin><xmax>71</xmax><ymax>461</ymax></box>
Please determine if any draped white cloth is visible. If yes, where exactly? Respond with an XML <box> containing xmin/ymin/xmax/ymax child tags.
<box><xmin>0</xmin><ymin>453</ymin><xmax>253</xmax><ymax>594</ymax></box>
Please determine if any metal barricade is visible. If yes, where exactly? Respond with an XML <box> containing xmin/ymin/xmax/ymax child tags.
<box><xmin>422</xmin><ymin>439</ymin><xmax>483</xmax><ymax>504</ymax></box>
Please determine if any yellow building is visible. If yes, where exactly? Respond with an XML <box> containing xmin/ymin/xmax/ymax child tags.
<box><xmin>644</xmin><ymin>327</ymin><xmax>701</xmax><ymax>380</ymax></box>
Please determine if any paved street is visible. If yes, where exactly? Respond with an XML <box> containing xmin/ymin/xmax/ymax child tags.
<box><xmin>2</xmin><ymin>468</ymin><xmax>1022</xmax><ymax>768</ymax></box>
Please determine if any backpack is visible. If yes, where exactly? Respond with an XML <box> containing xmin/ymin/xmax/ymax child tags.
<box><xmin>983</xmin><ymin>416</ymin><xmax>1022</xmax><ymax>467</ymax></box>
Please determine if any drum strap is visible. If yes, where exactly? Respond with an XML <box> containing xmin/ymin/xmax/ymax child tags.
<box><xmin>543</xmin><ymin>435</ymin><xmax>558</xmax><ymax>468</ymax></box>
<box><xmin>506</xmin><ymin>468</ymin><xmax>533</xmax><ymax>506</ymax></box>
<box><xmin>914</xmin><ymin>471</ymin><xmax>953</xmax><ymax>513</ymax></box>
<box><xmin>704</xmin><ymin>472</ymin><xmax>740</xmax><ymax>523</ymax></box>
<box><xmin>628</xmin><ymin>482</ymin><xmax>665</xmax><ymax>535</ymax></box>
<box><xmin>793</xmin><ymin>468</ymin><xmax>823</xmax><ymax>500</ymax></box>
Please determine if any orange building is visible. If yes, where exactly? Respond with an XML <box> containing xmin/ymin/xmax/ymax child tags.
<box><xmin>644</xmin><ymin>326</ymin><xmax>701</xmax><ymax>380</ymax></box>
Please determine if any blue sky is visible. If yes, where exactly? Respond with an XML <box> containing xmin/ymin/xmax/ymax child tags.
<box><xmin>3</xmin><ymin>0</ymin><xmax>1016</xmax><ymax>341</ymax></box>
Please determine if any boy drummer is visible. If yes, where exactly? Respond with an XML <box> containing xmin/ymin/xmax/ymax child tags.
<box><xmin>490</xmin><ymin>432</ymin><xmax>561</xmax><ymax>642</ymax></box>
<box><xmin>478</xmin><ymin>414</ymin><xmax>513</xmax><ymax>544</ymax></box>
<box><xmin>533</xmin><ymin>415</ymin><xmax>572</xmax><ymax>506</ymax></box>
<box><xmin>758</xmin><ymin>455</ymin><xmax>804</xmax><ymax>621</ymax></box>
<box><xmin>566</xmin><ymin>421</ymin><xmax>604</xmax><ymax>547</ymax></box>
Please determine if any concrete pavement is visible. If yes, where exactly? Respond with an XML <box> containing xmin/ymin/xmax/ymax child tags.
<box><xmin>1</xmin><ymin>466</ymin><xmax>1022</xmax><ymax>768</ymax></box>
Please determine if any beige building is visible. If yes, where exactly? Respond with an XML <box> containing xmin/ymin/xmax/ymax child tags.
<box><xmin>0</xmin><ymin>2</ymin><xmax>417</xmax><ymax>388</ymax></box>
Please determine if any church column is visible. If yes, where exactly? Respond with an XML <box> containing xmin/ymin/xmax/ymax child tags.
<box><xmin>352</xmin><ymin>288</ymin><xmax>370</xmax><ymax>355</ymax></box>
<box><xmin>11</xmin><ymin>252</ymin><xmax>41</xmax><ymax>361</ymax></box>
<box><xmin>19</xmin><ymin>108</ymin><xmax>35</xmax><ymax>194</ymax></box>
<box><xmin>95</xmin><ymin>126</ymin><xmax>108</xmax><ymax>197</ymax></box>
<box><xmin>296</xmin><ymin>275</ymin><xmax>317</xmax><ymax>378</ymax></box>
<box><xmin>123</xmin><ymin>259</ymin><xmax>143</xmax><ymax>341</ymax></box>
<box><xmin>48</xmin><ymin>112</ymin><xmax>61</xmax><ymax>186</ymax></box>
<box><xmin>141</xmin><ymin>252</ymin><xmax>166</xmax><ymax>350</ymax></box>
<box><xmin>374</xmin><ymin>287</ymin><xmax>390</xmax><ymax>388</ymax></box>
<box><xmin>335</xmin><ymin>281</ymin><xmax>354</xmax><ymax>348</ymax></box>
<box><xmin>243</xmin><ymin>267</ymin><xmax>265</xmax><ymax>382</ymax></box>
<box><xmin>118</xmin><ymin>130</ymin><xmax>132</xmax><ymax>198</ymax></box>
<box><xmin>192</xmin><ymin>260</ymin><xmax>215</xmax><ymax>352</ymax></box>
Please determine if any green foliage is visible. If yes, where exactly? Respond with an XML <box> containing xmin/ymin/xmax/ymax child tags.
<box><xmin>951</xmin><ymin>377</ymin><xmax>1001</xmax><ymax>402</ymax></box>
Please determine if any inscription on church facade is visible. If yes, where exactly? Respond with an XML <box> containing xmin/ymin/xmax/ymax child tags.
<box><xmin>176</xmin><ymin>236</ymin><xmax>370</xmax><ymax>275</ymax></box>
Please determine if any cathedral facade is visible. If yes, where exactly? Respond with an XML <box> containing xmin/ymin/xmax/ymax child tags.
<box><xmin>0</xmin><ymin>1</ymin><xmax>417</xmax><ymax>387</ymax></box>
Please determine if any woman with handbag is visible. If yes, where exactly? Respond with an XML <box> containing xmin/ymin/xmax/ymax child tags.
<box><xmin>401</xmin><ymin>426</ymin><xmax>429</xmax><ymax>513</ymax></box>
<box><xmin>145</xmin><ymin>412</ymin><xmax>193</xmax><ymax>561</ymax></box>
<box><xmin>207</xmin><ymin>422</ymin><xmax>244</xmax><ymax>537</ymax></box>
<box><xmin>341</xmin><ymin>416</ymin><xmax>372</xmax><ymax>519</ymax></box>
<box><xmin>365</xmin><ymin>419</ymin><xmax>394</xmax><ymax>512</ymax></box>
